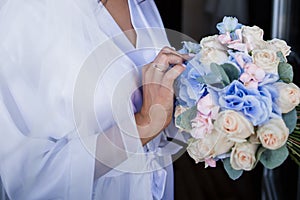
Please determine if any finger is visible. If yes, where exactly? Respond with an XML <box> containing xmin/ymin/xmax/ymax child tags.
<box><xmin>161</xmin><ymin>64</ymin><xmax>186</xmax><ymax>91</ymax></box>
<box><xmin>150</xmin><ymin>46</ymin><xmax>192</xmax><ymax>73</ymax></box>
<box><xmin>160</xmin><ymin>46</ymin><xmax>177</xmax><ymax>52</ymax></box>
<box><xmin>148</xmin><ymin>63</ymin><xmax>166</xmax><ymax>84</ymax></box>
<box><xmin>145</xmin><ymin>46</ymin><xmax>190</xmax><ymax>83</ymax></box>
<box><xmin>142</xmin><ymin>64</ymin><xmax>155</xmax><ymax>84</ymax></box>
<box><xmin>141</xmin><ymin>62</ymin><xmax>165</xmax><ymax>95</ymax></box>
<box><xmin>160</xmin><ymin>46</ymin><xmax>193</xmax><ymax>61</ymax></box>
<box><xmin>150</xmin><ymin>63</ymin><xmax>168</xmax><ymax>73</ymax></box>
<box><xmin>158</xmin><ymin>51</ymin><xmax>183</xmax><ymax>64</ymax></box>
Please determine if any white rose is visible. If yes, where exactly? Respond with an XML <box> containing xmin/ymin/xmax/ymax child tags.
<box><xmin>199</xmin><ymin>47</ymin><xmax>228</xmax><ymax>67</ymax></box>
<box><xmin>200</xmin><ymin>35</ymin><xmax>227</xmax><ymax>51</ymax></box>
<box><xmin>187</xmin><ymin>130</ymin><xmax>234</xmax><ymax>162</ymax></box>
<box><xmin>230</xmin><ymin>142</ymin><xmax>259</xmax><ymax>171</ymax></box>
<box><xmin>214</xmin><ymin>110</ymin><xmax>254</xmax><ymax>143</ymax></box>
<box><xmin>252</xmin><ymin>49</ymin><xmax>279</xmax><ymax>74</ymax></box>
<box><xmin>268</xmin><ymin>38</ymin><xmax>291</xmax><ymax>58</ymax></box>
<box><xmin>257</xmin><ymin>118</ymin><xmax>289</xmax><ymax>150</ymax></box>
<box><xmin>242</xmin><ymin>25</ymin><xmax>266</xmax><ymax>51</ymax></box>
<box><xmin>274</xmin><ymin>82</ymin><xmax>300</xmax><ymax>113</ymax></box>
<box><xmin>211</xmin><ymin>129</ymin><xmax>235</xmax><ymax>157</ymax></box>
<box><xmin>187</xmin><ymin>138</ymin><xmax>215</xmax><ymax>163</ymax></box>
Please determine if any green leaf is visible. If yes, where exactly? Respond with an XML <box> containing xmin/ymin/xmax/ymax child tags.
<box><xmin>278</xmin><ymin>62</ymin><xmax>294</xmax><ymax>83</ymax></box>
<box><xmin>195</xmin><ymin>63</ymin><xmax>233</xmax><ymax>89</ymax></box>
<box><xmin>282</xmin><ymin>108</ymin><xmax>297</xmax><ymax>134</ymax></box>
<box><xmin>196</xmin><ymin>73</ymin><xmax>226</xmax><ymax>89</ymax></box>
<box><xmin>254</xmin><ymin>146</ymin><xmax>266</xmax><ymax>167</ymax></box>
<box><xmin>175</xmin><ymin>106</ymin><xmax>197</xmax><ymax>131</ymax></box>
<box><xmin>259</xmin><ymin>145</ymin><xmax>289</xmax><ymax>169</ymax></box>
<box><xmin>192</xmin><ymin>62</ymin><xmax>240</xmax><ymax>89</ymax></box>
<box><xmin>222</xmin><ymin>158</ymin><xmax>243</xmax><ymax>180</ymax></box>
<box><xmin>220</xmin><ymin>63</ymin><xmax>240</xmax><ymax>82</ymax></box>
<box><xmin>210</xmin><ymin>63</ymin><xmax>231</xmax><ymax>86</ymax></box>
<box><xmin>197</xmin><ymin>73</ymin><xmax>223</xmax><ymax>86</ymax></box>
<box><xmin>277</xmin><ymin>51</ymin><xmax>286</xmax><ymax>63</ymax></box>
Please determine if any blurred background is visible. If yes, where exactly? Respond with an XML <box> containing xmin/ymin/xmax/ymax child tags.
<box><xmin>155</xmin><ymin>0</ymin><xmax>300</xmax><ymax>199</ymax></box>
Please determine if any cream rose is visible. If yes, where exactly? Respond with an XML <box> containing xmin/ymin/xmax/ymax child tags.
<box><xmin>268</xmin><ymin>38</ymin><xmax>291</xmax><ymax>58</ymax></box>
<box><xmin>199</xmin><ymin>47</ymin><xmax>228</xmax><ymax>67</ymax></box>
<box><xmin>200</xmin><ymin>35</ymin><xmax>227</xmax><ymax>51</ymax></box>
<box><xmin>214</xmin><ymin>110</ymin><xmax>254</xmax><ymax>143</ymax></box>
<box><xmin>274</xmin><ymin>82</ymin><xmax>300</xmax><ymax>113</ymax></box>
<box><xmin>242</xmin><ymin>25</ymin><xmax>266</xmax><ymax>51</ymax></box>
<box><xmin>211</xmin><ymin>130</ymin><xmax>235</xmax><ymax>157</ymax></box>
<box><xmin>187</xmin><ymin>130</ymin><xmax>234</xmax><ymax>162</ymax></box>
<box><xmin>187</xmin><ymin>138</ymin><xmax>215</xmax><ymax>163</ymax></box>
<box><xmin>257</xmin><ymin>118</ymin><xmax>289</xmax><ymax>150</ymax></box>
<box><xmin>252</xmin><ymin>49</ymin><xmax>279</xmax><ymax>74</ymax></box>
<box><xmin>230</xmin><ymin>142</ymin><xmax>259</xmax><ymax>171</ymax></box>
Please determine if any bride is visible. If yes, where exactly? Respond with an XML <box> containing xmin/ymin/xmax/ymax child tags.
<box><xmin>0</xmin><ymin>0</ymin><xmax>189</xmax><ymax>199</ymax></box>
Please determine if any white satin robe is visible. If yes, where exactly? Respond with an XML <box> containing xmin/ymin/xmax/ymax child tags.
<box><xmin>0</xmin><ymin>0</ymin><xmax>182</xmax><ymax>199</ymax></box>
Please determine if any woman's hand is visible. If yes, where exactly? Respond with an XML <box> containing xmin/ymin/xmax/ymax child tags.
<box><xmin>135</xmin><ymin>46</ymin><xmax>190</xmax><ymax>145</ymax></box>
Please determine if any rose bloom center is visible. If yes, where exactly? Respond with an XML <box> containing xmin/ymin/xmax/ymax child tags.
<box><xmin>238</xmin><ymin>152</ymin><xmax>251</xmax><ymax>164</ymax></box>
<box><xmin>263</xmin><ymin>133</ymin><xmax>277</xmax><ymax>145</ymax></box>
<box><xmin>288</xmin><ymin>90</ymin><xmax>298</xmax><ymax>103</ymax></box>
<box><xmin>224</xmin><ymin>117</ymin><xmax>237</xmax><ymax>132</ymax></box>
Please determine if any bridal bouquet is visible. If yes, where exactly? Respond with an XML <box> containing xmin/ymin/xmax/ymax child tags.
<box><xmin>174</xmin><ymin>16</ymin><xmax>300</xmax><ymax>179</ymax></box>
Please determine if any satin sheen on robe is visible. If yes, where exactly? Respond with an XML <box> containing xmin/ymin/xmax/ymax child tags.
<box><xmin>0</xmin><ymin>0</ymin><xmax>183</xmax><ymax>199</ymax></box>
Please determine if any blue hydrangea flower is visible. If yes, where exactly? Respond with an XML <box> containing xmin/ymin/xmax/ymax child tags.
<box><xmin>258</xmin><ymin>84</ymin><xmax>281</xmax><ymax>118</ymax></box>
<box><xmin>258</xmin><ymin>73</ymin><xmax>279</xmax><ymax>86</ymax></box>
<box><xmin>175</xmin><ymin>63</ymin><xmax>207</xmax><ymax>107</ymax></box>
<box><xmin>214</xmin><ymin>80</ymin><xmax>274</xmax><ymax>126</ymax></box>
<box><xmin>216</xmin><ymin>16</ymin><xmax>242</xmax><ymax>34</ymax></box>
<box><xmin>178</xmin><ymin>41</ymin><xmax>201</xmax><ymax>54</ymax></box>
